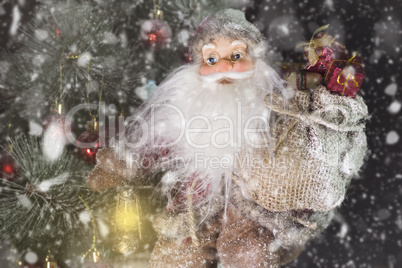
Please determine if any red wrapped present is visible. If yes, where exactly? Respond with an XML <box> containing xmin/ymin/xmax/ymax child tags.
<box><xmin>305</xmin><ymin>44</ymin><xmax>348</xmax><ymax>76</ymax></box>
<box><xmin>297</xmin><ymin>25</ymin><xmax>347</xmax><ymax>76</ymax></box>
<box><xmin>324</xmin><ymin>53</ymin><xmax>365</xmax><ymax>98</ymax></box>
<box><xmin>305</xmin><ymin>46</ymin><xmax>333</xmax><ymax>75</ymax></box>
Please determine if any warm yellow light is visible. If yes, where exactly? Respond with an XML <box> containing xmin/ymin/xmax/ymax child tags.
<box><xmin>113</xmin><ymin>187</ymin><xmax>142</xmax><ymax>253</ymax></box>
<box><xmin>57</xmin><ymin>103</ymin><xmax>63</xmax><ymax>115</ymax></box>
<box><xmin>92</xmin><ymin>251</ymin><xmax>98</xmax><ymax>263</ymax></box>
<box><xmin>115</xmin><ymin>203</ymin><xmax>140</xmax><ymax>232</ymax></box>
<box><xmin>114</xmin><ymin>187</ymin><xmax>142</xmax><ymax>236</ymax></box>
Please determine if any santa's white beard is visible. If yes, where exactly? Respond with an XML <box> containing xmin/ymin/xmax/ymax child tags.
<box><xmin>120</xmin><ymin>59</ymin><xmax>292</xmax><ymax>210</ymax></box>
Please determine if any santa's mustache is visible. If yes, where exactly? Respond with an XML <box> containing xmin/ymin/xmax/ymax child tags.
<box><xmin>200</xmin><ymin>69</ymin><xmax>255</xmax><ymax>83</ymax></box>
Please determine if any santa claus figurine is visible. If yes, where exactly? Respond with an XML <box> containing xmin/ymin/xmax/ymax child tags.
<box><xmin>86</xmin><ymin>9</ymin><xmax>368</xmax><ymax>267</ymax></box>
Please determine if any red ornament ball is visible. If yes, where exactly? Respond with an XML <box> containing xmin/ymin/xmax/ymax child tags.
<box><xmin>0</xmin><ymin>153</ymin><xmax>17</xmax><ymax>180</ymax></box>
<box><xmin>140</xmin><ymin>19</ymin><xmax>172</xmax><ymax>50</ymax></box>
<box><xmin>76</xmin><ymin>131</ymin><xmax>102</xmax><ymax>164</ymax></box>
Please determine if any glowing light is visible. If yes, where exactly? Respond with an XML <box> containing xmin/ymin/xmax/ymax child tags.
<box><xmin>115</xmin><ymin>201</ymin><xmax>140</xmax><ymax>232</ymax></box>
<box><xmin>148</xmin><ymin>33</ymin><xmax>157</xmax><ymax>43</ymax></box>
<box><xmin>113</xmin><ymin>188</ymin><xmax>142</xmax><ymax>253</ymax></box>
<box><xmin>115</xmin><ymin>189</ymin><xmax>142</xmax><ymax>233</ymax></box>
<box><xmin>3</xmin><ymin>164</ymin><xmax>13</xmax><ymax>174</ymax></box>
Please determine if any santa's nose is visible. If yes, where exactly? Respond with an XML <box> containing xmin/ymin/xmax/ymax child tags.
<box><xmin>214</xmin><ymin>59</ymin><xmax>233</xmax><ymax>73</ymax></box>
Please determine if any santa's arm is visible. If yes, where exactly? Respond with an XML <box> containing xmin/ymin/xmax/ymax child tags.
<box><xmin>86</xmin><ymin>148</ymin><xmax>128</xmax><ymax>191</ymax></box>
<box><xmin>86</xmin><ymin>144</ymin><xmax>171</xmax><ymax>191</ymax></box>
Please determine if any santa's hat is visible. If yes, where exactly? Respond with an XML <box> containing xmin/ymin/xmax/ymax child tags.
<box><xmin>190</xmin><ymin>9</ymin><xmax>266</xmax><ymax>62</ymax></box>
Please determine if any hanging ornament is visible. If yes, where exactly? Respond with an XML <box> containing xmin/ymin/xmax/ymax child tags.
<box><xmin>44</xmin><ymin>250</ymin><xmax>57</xmax><ymax>268</ymax></box>
<box><xmin>0</xmin><ymin>151</ymin><xmax>17</xmax><ymax>180</ymax></box>
<box><xmin>82</xmin><ymin>247</ymin><xmax>111</xmax><ymax>268</ymax></box>
<box><xmin>113</xmin><ymin>185</ymin><xmax>142</xmax><ymax>254</ymax></box>
<box><xmin>140</xmin><ymin>20</ymin><xmax>172</xmax><ymax>49</ymax></box>
<box><xmin>42</xmin><ymin>103</ymin><xmax>75</xmax><ymax>144</ymax></box>
<box><xmin>42</xmin><ymin>41</ymin><xmax>75</xmax><ymax>146</ymax></box>
<box><xmin>76</xmin><ymin>119</ymin><xmax>102</xmax><ymax>164</ymax></box>
<box><xmin>1</xmin><ymin>123</ymin><xmax>18</xmax><ymax>180</ymax></box>
<box><xmin>77</xmin><ymin>60</ymin><xmax>105</xmax><ymax>164</ymax></box>
<box><xmin>140</xmin><ymin>2</ymin><xmax>172</xmax><ymax>50</ymax></box>
<box><xmin>42</xmin><ymin>103</ymin><xmax>76</xmax><ymax>161</ymax></box>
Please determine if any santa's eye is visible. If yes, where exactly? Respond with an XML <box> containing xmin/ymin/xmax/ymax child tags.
<box><xmin>229</xmin><ymin>50</ymin><xmax>243</xmax><ymax>62</ymax></box>
<box><xmin>206</xmin><ymin>54</ymin><xmax>219</xmax><ymax>66</ymax></box>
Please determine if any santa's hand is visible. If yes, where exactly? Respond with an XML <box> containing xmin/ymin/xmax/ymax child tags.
<box><xmin>86</xmin><ymin>148</ymin><xmax>129</xmax><ymax>191</ymax></box>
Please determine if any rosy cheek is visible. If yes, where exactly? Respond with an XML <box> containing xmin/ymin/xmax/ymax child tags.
<box><xmin>199</xmin><ymin>64</ymin><xmax>214</xmax><ymax>76</ymax></box>
<box><xmin>232</xmin><ymin>60</ymin><xmax>253</xmax><ymax>72</ymax></box>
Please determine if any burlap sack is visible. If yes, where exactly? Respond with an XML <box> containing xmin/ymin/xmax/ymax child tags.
<box><xmin>238</xmin><ymin>86</ymin><xmax>367</xmax><ymax>212</ymax></box>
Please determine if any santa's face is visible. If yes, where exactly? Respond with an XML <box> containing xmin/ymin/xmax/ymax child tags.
<box><xmin>199</xmin><ymin>38</ymin><xmax>254</xmax><ymax>83</ymax></box>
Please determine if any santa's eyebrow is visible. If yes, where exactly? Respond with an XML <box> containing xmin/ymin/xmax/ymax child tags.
<box><xmin>231</xmin><ymin>40</ymin><xmax>246</xmax><ymax>46</ymax></box>
<box><xmin>202</xmin><ymin>43</ymin><xmax>216</xmax><ymax>51</ymax></box>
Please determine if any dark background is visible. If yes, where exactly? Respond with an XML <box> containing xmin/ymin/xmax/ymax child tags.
<box><xmin>244</xmin><ymin>0</ymin><xmax>402</xmax><ymax>267</ymax></box>
<box><xmin>1</xmin><ymin>0</ymin><xmax>401</xmax><ymax>267</ymax></box>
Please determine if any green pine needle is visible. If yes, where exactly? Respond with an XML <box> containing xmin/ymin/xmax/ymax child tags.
<box><xmin>0</xmin><ymin>135</ymin><xmax>113</xmax><ymax>257</ymax></box>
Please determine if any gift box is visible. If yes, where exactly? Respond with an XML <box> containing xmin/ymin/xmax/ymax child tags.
<box><xmin>305</xmin><ymin>43</ymin><xmax>348</xmax><ymax>76</ymax></box>
<box><xmin>324</xmin><ymin>55</ymin><xmax>365</xmax><ymax>98</ymax></box>
<box><xmin>286</xmin><ymin>71</ymin><xmax>323</xmax><ymax>90</ymax></box>
<box><xmin>297</xmin><ymin>25</ymin><xmax>347</xmax><ymax>76</ymax></box>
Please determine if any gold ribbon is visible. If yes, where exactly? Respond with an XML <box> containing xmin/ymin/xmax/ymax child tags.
<box><xmin>296</xmin><ymin>24</ymin><xmax>335</xmax><ymax>66</ymax></box>
<box><xmin>152</xmin><ymin>0</ymin><xmax>163</xmax><ymax>19</ymax></box>
<box><xmin>336</xmin><ymin>52</ymin><xmax>360</xmax><ymax>95</ymax></box>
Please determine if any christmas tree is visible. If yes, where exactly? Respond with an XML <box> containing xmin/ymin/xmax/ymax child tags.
<box><xmin>1</xmin><ymin>0</ymin><xmax>401</xmax><ymax>267</ymax></box>
<box><xmin>0</xmin><ymin>0</ymin><xmax>226</xmax><ymax>266</ymax></box>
